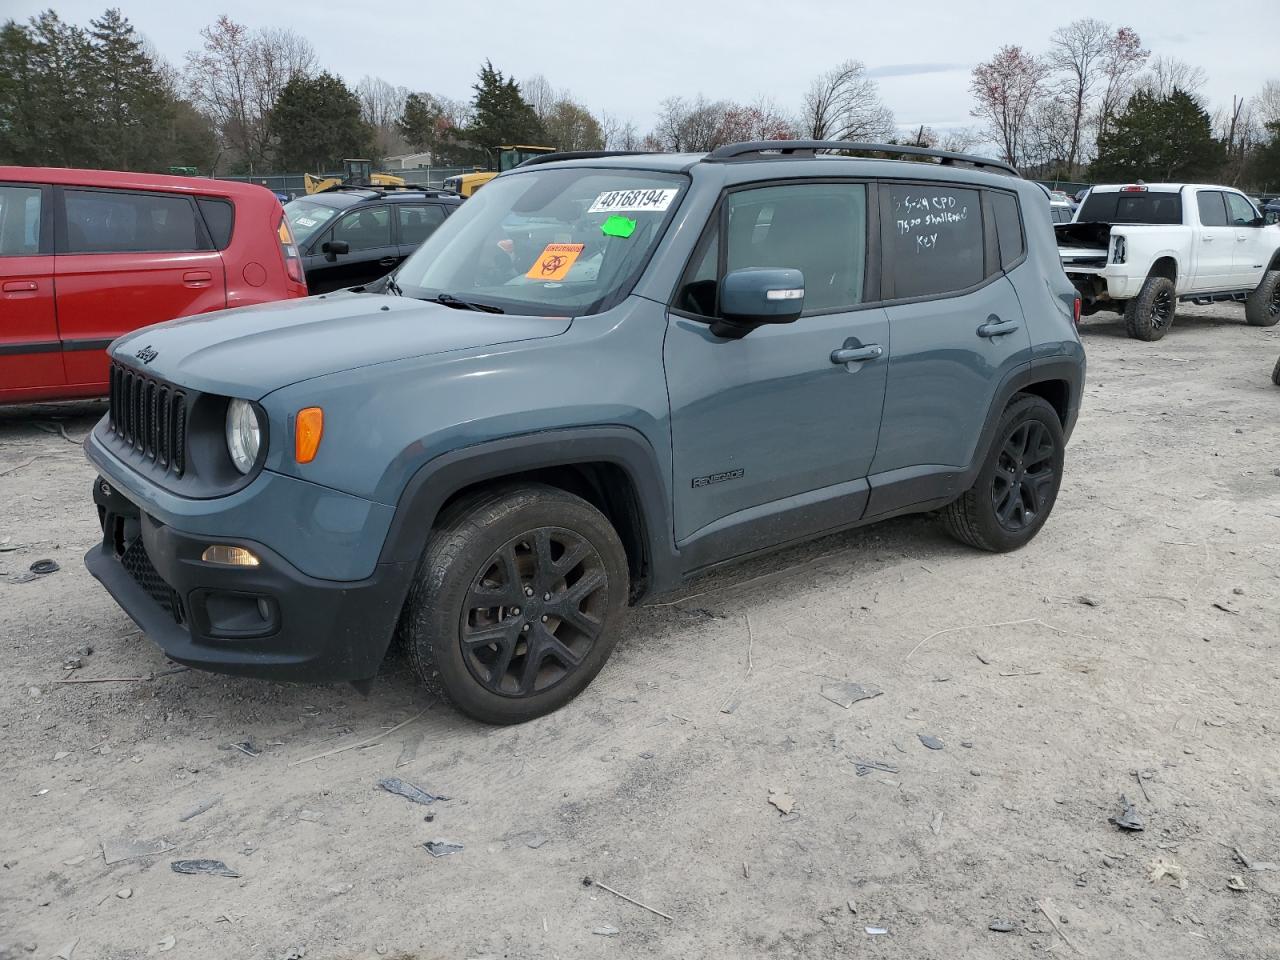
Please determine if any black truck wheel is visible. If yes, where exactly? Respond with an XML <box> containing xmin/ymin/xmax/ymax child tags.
<box><xmin>1245</xmin><ymin>269</ymin><xmax>1280</xmax><ymax>327</ymax></box>
<box><xmin>1124</xmin><ymin>275</ymin><xmax>1176</xmax><ymax>341</ymax></box>
<box><xmin>941</xmin><ymin>394</ymin><xmax>1065</xmax><ymax>552</ymax></box>
<box><xmin>404</xmin><ymin>483</ymin><xmax>629</xmax><ymax>724</ymax></box>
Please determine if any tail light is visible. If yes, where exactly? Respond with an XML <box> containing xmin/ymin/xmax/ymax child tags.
<box><xmin>1121</xmin><ymin>184</ymin><xmax>1147</xmax><ymax>192</ymax></box>
<box><xmin>1072</xmin><ymin>295</ymin><xmax>1082</xmax><ymax>325</ymax></box>
<box><xmin>277</xmin><ymin>216</ymin><xmax>306</xmax><ymax>289</ymax></box>
<box><xmin>1111</xmin><ymin>235</ymin><xmax>1127</xmax><ymax>264</ymax></box>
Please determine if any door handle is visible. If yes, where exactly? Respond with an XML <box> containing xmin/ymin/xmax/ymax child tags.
<box><xmin>2</xmin><ymin>280</ymin><xmax>38</xmax><ymax>293</ymax></box>
<box><xmin>1202</xmin><ymin>236</ymin><xmax>1215</xmax><ymax>242</ymax></box>
<box><xmin>379</xmin><ymin>257</ymin><xmax>398</xmax><ymax>267</ymax></box>
<box><xmin>830</xmin><ymin>344</ymin><xmax>883</xmax><ymax>365</ymax></box>
<box><xmin>977</xmin><ymin>315</ymin><xmax>1021</xmax><ymax>338</ymax></box>
<box><xmin>182</xmin><ymin>270</ymin><xmax>212</xmax><ymax>285</ymax></box>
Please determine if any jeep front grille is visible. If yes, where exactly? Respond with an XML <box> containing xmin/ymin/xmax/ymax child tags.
<box><xmin>109</xmin><ymin>363</ymin><xmax>187</xmax><ymax>477</ymax></box>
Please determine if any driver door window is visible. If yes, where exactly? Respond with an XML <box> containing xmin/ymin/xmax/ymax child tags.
<box><xmin>678</xmin><ymin>182</ymin><xmax>868</xmax><ymax>317</ymax></box>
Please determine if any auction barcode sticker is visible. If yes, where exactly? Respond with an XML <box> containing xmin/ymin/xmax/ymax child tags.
<box><xmin>588</xmin><ymin>188</ymin><xmax>679</xmax><ymax>214</ymax></box>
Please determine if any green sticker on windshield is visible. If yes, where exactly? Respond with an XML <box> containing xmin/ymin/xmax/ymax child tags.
<box><xmin>601</xmin><ymin>215</ymin><xmax>637</xmax><ymax>239</ymax></box>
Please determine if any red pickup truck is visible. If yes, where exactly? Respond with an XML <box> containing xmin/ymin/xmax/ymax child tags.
<box><xmin>0</xmin><ymin>167</ymin><xmax>308</xmax><ymax>404</ymax></box>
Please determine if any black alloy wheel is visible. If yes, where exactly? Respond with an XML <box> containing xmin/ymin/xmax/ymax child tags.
<box><xmin>461</xmin><ymin>528</ymin><xmax>609</xmax><ymax>697</ymax></box>
<box><xmin>991</xmin><ymin>419</ymin><xmax>1057</xmax><ymax>533</ymax></box>
<box><xmin>1150</xmin><ymin>286</ymin><xmax>1175</xmax><ymax>330</ymax></box>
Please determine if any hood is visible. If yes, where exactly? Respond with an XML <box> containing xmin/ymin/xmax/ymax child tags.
<box><xmin>110</xmin><ymin>292</ymin><xmax>572</xmax><ymax>399</ymax></box>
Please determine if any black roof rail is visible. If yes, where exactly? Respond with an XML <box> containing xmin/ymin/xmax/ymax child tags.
<box><xmin>514</xmin><ymin>150</ymin><xmax>653</xmax><ymax>168</ymax></box>
<box><xmin>703</xmin><ymin>141</ymin><xmax>1021</xmax><ymax>177</ymax></box>
<box><xmin>317</xmin><ymin>182</ymin><xmax>460</xmax><ymax>198</ymax></box>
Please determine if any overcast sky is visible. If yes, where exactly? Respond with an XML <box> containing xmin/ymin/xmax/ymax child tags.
<box><xmin>10</xmin><ymin>0</ymin><xmax>1276</xmax><ymax>135</ymax></box>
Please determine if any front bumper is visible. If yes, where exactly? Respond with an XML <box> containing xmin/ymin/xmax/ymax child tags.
<box><xmin>86</xmin><ymin>477</ymin><xmax>413</xmax><ymax>682</ymax></box>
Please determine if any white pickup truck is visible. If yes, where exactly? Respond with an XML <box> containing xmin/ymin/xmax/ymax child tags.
<box><xmin>1057</xmin><ymin>183</ymin><xmax>1280</xmax><ymax>340</ymax></box>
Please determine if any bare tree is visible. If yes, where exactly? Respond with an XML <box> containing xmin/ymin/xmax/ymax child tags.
<box><xmin>542</xmin><ymin>99</ymin><xmax>604</xmax><ymax>151</ymax></box>
<box><xmin>1046</xmin><ymin>18</ymin><xmax>1110</xmax><ymax>174</ymax></box>
<box><xmin>184</xmin><ymin>16</ymin><xmax>314</xmax><ymax>173</ymax></box>
<box><xmin>1215</xmin><ymin>95</ymin><xmax>1262</xmax><ymax>186</ymax></box>
<box><xmin>1140</xmin><ymin>55</ymin><xmax>1208</xmax><ymax>101</ymax></box>
<box><xmin>938</xmin><ymin>126</ymin><xmax>979</xmax><ymax>153</ymax></box>
<box><xmin>1253</xmin><ymin>78</ymin><xmax>1280</xmax><ymax>128</ymax></box>
<box><xmin>1021</xmin><ymin>95</ymin><xmax>1076</xmax><ymax>175</ymax></box>
<box><xmin>1094</xmin><ymin>26</ymin><xmax>1148</xmax><ymax>145</ymax></box>
<box><xmin>801</xmin><ymin>60</ymin><xmax>895</xmax><ymax>142</ymax></box>
<box><xmin>599</xmin><ymin>113</ymin><xmax>640</xmax><ymax>150</ymax></box>
<box><xmin>969</xmin><ymin>45</ymin><xmax>1049</xmax><ymax>167</ymax></box>
<box><xmin>521</xmin><ymin>73</ymin><xmax>559</xmax><ymax>124</ymax></box>
<box><xmin>357</xmin><ymin>75</ymin><xmax>409</xmax><ymax>157</ymax></box>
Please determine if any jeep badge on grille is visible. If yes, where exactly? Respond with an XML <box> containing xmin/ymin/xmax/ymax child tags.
<box><xmin>135</xmin><ymin>345</ymin><xmax>158</xmax><ymax>364</ymax></box>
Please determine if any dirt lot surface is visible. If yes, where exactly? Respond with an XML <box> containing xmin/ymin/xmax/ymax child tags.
<box><xmin>2</xmin><ymin>303</ymin><xmax>1279</xmax><ymax>960</ymax></box>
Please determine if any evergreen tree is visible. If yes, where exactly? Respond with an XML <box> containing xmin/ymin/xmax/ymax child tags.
<box><xmin>271</xmin><ymin>71</ymin><xmax>373</xmax><ymax>171</ymax></box>
<box><xmin>466</xmin><ymin>60</ymin><xmax>545</xmax><ymax>158</ymax></box>
<box><xmin>88</xmin><ymin>8</ymin><xmax>171</xmax><ymax>170</ymax></box>
<box><xmin>1092</xmin><ymin>88</ymin><xmax>1223</xmax><ymax>182</ymax></box>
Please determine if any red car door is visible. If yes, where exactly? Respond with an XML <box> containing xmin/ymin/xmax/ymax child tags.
<box><xmin>55</xmin><ymin>186</ymin><xmax>226</xmax><ymax>390</ymax></box>
<box><xmin>0</xmin><ymin>183</ymin><xmax>63</xmax><ymax>401</ymax></box>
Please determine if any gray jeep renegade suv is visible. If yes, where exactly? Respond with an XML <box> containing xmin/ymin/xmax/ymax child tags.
<box><xmin>85</xmin><ymin>141</ymin><xmax>1085</xmax><ymax>723</ymax></box>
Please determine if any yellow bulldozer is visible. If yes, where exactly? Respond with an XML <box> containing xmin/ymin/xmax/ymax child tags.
<box><xmin>441</xmin><ymin>145</ymin><xmax>557</xmax><ymax>198</ymax></box>
<box><xmin>304</xmin><ymin>159</ymin><xmax>406</xmax><ymax>195</ymax></box>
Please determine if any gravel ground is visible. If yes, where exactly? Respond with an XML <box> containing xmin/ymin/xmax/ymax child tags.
<box><xmin>2</xmin><ymin>302</ymin><xmax>1279</xmax><ymax>959</ymax></box>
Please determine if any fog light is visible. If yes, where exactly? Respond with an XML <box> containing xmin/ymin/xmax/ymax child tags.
<box><xmin>201</xmin><ymin>544</ymin><xmax>260</xmax><ymax>567</ymax></box>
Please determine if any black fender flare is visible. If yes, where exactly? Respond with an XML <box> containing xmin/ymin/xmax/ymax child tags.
<box><xmin>960</xmin><ymin>356</ymin><xmax>1084</xmax><ymax>490</ymax></box>
<box><xmin>376</xmin><ymin>425</ymin><xmax>681</xmax><ymax>595</ymax></box>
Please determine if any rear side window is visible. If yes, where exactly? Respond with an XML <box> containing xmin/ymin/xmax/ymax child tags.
<box><xmin>63</xmin><ymin>189</ymin><xmax>206</xmax><ymax>253</ymax></box>
<box><xmin>197</xmin><ymin>198</ymin><xmax>234</xmax><ymax>249</ymax></box>
<box><xmin>1079</xmin><ymin>191</ymin><xmax>1182</xmax><ymax>225</ymax></box>
<box><xmin>397</xmin><ymin>204</ymin><xmax>446</xmax><ymax>246</ymax></box>
<box><xmin>0</xmin><ymin>185</ymin><xmax>42</xmax><ymax>255</ymax></box>
<box><xmin>1196</xmin><ymin>191</ymin><xmax>1227</xmax><ymax>226</ymax></box>
<box><xmin>886</xmin><ymin>184</ymin><xmax>983</xmax><ymax>299</ymax></box>
<box><xmin>990</xmin><ymin>191</ymin><xmax>1025</xmax><ymax>268</ymax></box>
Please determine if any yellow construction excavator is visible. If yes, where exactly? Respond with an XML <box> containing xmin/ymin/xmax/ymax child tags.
<box><xmin>304</xmin><ymin>159</ymin><xmax>406</xmax><ymax>195</ymax></box>
<box><xmin>441</xmin><ymin>145</ymin><xmax>556</xmax><ymax>198</ymax></box>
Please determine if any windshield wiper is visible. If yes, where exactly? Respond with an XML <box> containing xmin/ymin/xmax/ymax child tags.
<box><xmin>384</xmin><ymin>275</ymin><xmax>403</xmax><ymax>296</ymax></box>
<box><xmin>423</xmin><ymin>292</ymin><xmax>505</xmax><ymax>314</ymax></box>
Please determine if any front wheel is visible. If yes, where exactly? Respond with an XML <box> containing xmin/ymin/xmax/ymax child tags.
<box><xmin>1245</xmin><ymin>269</ymin><xmax>1280</xmax><ymax>327</ymax></box>
<box><xmin>1124</xmin><ymin>275</ymin><xmax>1176</xmax><ymax>341</ymax></box>
<box><xmin>940</xmin><ymin>394</ymin><xmax>1065</xmax><ymax>552</ymax></box>
<box><xmin>404</xmin><ymin>483</ymin><xmax>629</xmax><ymax>724</ymax></box>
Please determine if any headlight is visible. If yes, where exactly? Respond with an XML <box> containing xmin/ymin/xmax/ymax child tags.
<box><xmin>225</xmin><ymin>399</ymin><xmax>262</xmax><ymax>474</ymax></box>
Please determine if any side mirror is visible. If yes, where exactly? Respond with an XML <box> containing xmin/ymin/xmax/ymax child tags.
<box><xmin>710</xmin><ymin>268</ymin><xmax>805</xmax><ymax>339</ymax></box>
<box><xmin>322</xmin><ymin>239</ymin><xmax>349</xmax><ymax>261</ymax></box>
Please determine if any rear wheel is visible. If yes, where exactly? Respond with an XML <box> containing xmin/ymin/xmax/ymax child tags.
<box><xmin>1124</xmin><ymin>275</ymin><xmax>1176</xmax><ymax>341</ymax></box>
<box><xmin>1245</xmin><ymin>269</ymin><xmax>1280</xmax><ymax>327</ymax></box>
<box><xmin>404</xmin><ymin>483</ymin><xmax>629</xmax><ymax>724</ymax></box>
<box><xmin>941</xmin><ymin>394</ymin><xmax>1065</xmax><ymax>552</ymax></box>
<box><xmin>1272</xmin><ymin>355</ymin><xmax>1280</xmax><ymax>386</ymax></box>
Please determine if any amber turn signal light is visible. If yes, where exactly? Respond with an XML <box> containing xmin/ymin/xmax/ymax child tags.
<box><xmin>295</xmin><ymin>407</ymin><xmax>324</xmax><ymax>463</ymax></box>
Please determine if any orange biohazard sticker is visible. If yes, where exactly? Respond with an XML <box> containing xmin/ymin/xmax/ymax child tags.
<box><xmin>526</xmin><ymin>243</ymin><xmax>585</xmax><ymax>281</ymax></box>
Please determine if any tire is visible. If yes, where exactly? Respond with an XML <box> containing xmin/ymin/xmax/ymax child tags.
<box><xmin>1272</xmin><ymin>355</ymin><xmax>1280</xmax><ymax>386</ymax></box>
<box><xmin>1245</xmin><ymin>269</ymin><xmax>1280</xmax><ymax>327</ymax></box>
<box><xmin>403</xmin><ymin>483</ymin><xmax>629</xmax><ymax>724</ymax></box>
<box><xmin>941</xmin><ymin>394</ymin><xmax>1065</xmax><ymax>553</ymax></box>
<box><xmin>1123</xmin><ymin>275</ymin><xmax>1176</xmax><ymax>341</ymax></box>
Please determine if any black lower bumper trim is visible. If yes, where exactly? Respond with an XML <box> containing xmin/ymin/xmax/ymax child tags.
<box><xmin>86</xmin><ymin>478</ymin><xmax>413</xmax><ymax>682</ymax></box>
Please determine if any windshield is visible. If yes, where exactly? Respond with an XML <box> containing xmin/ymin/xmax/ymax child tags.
<box><xmin>394</xmin><ymin>168</ymin><xmax>687</xmax><ymax>315</ymax></box>
<box><xmin>283</xmin><ymin>198</ymin><xmax>350</xmax><ymax>246</ymax></box>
